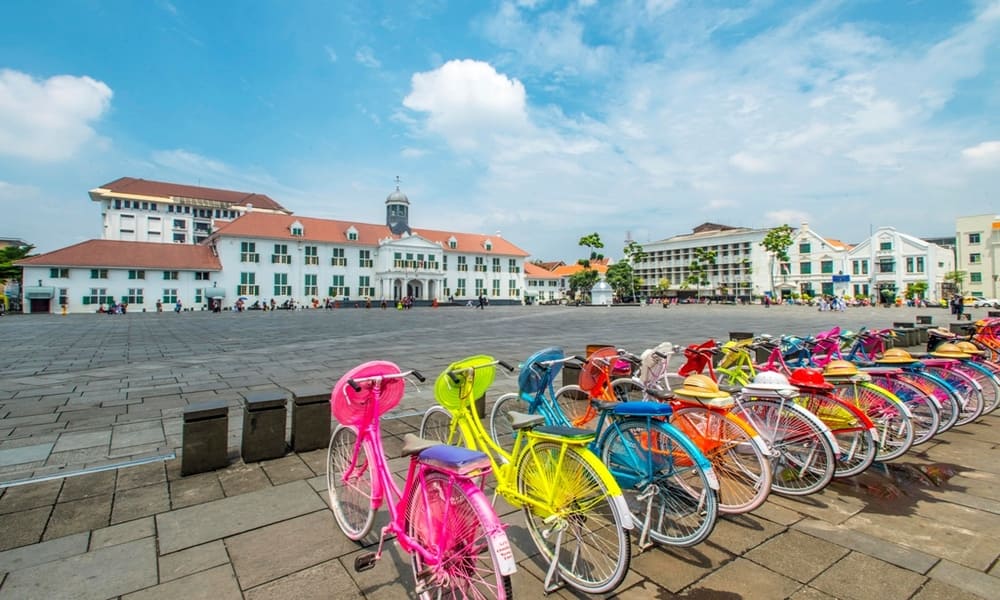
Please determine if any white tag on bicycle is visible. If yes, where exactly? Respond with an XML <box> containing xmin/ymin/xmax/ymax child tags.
<box><xmin>491</xmin><ymin>531</ymin><xmax>518</xmax><ymax>576</ymax></box>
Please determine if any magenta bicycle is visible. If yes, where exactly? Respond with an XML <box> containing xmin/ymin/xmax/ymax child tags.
<box><xmin>327</xmin><ymin>360</ymin><xmax>516</xmax><ymax>599</ymax></box>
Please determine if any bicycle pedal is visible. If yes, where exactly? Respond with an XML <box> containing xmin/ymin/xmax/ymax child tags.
<box><xmin>354</xmin><ymin>553</ymin><xmax>377</xmax><ymax>572</ymax></box>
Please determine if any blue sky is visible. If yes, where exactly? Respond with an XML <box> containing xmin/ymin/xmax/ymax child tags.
<box><xmin>1</xmin><ymin>0</ymin><xmax>998</xmax><ymax>259</ymax></box>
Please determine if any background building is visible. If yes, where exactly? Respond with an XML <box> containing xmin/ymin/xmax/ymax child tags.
<box><xmin>955</xmin><ymin>214</ymin><xmax>1000</xmax><ymax>299</ymax></box>
<box><xmin>846</xmin><ymin>226</ymin><xmax>953</xmax><ymax>303</ymax></box>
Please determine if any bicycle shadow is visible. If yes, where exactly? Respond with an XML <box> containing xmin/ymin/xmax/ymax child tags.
<box><xmin>830</xmin><ymin>460</ymin><xmax>962</xmax><ymax>516</ymax></box>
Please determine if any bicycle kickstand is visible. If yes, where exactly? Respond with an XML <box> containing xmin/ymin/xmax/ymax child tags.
<box><xmin>541</xmin><ymin>514</ymin><xmax>568</xmax><ymax>594</ymax></box>
<box><xmin>636</xmin><ymin>484</ymin><xmax>658</xmax><ymax>552</ymax></box>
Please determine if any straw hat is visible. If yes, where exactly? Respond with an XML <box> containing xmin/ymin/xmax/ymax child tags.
<box><xmin>675</xmin><ymin>374</ymin><xmax>730</xmax><ymax>399</ymax></box>
<box><xmin>930</xmin><ymin>342</ymin><xmax>971</xmax><ymax>359</ymax></box>
<box><xmin>823</xmin><ymin>359</ymin><xmax>859</xmax><ymax>377</ymax></box>
<box><xmin>876</xmin><ymin>348</ymin><xmax>918</xmax><ymax>364</ymax></box>
<box><xmin>955</xmin><ymin>341</ymin><xmax>985</xmax><ymax>355</ymax></box>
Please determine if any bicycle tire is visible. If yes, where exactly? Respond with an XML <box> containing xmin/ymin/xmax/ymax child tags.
<box><xmin>670</xmin><ymin>406</ymin><xmax>771</xmax><ymax>514</ymax></box>
<box><xmin>407</xmin><ymin>471</ymin><xmax>514</xmax><ymax>600</ymax></box>
<box><xmin>420</xmin><ymin>406</ymin><xmax>464</xmax><ymax>447</ymax></box>
<box><xmin>732</xmin><ymin>398</ymin><xmax>836</xmax><ymax>496</ymax></box>
<box><xmin>327</xmin><ymin>425</ymin><xmax>376</xmax><ymax>541</ymax></box>
<box><xmin>552</xmin><ymin>384</ymin><xmax>598</xmax><ymax>430</ymax></box>
<box><xmin>598</xmin><ymin>417</ymin><xmax>719</xmax><ymax>546</ymax></box>
<box><xmin>796</xmin><ymin>391</ymin><xmax>877</xmax><ymax>478</ymax></box>
<box><xmin>516</xmin><ymin>441</ymin><xmax>631</xmax><ymax>594</ymax></box>
<box><xmin>866</xmin><ymin>375</ymin><xmax>940</xmax><ymax>446</ymax></box>
<box><xmin>956</xmin><ymin>362</ymin><xmax>999</xmax><ymax>417</ymax></box>
<box><xmin>488</xmin><ymin>392</ymin><xmax>530</xmax><ymax>450</ymax></box>
<box><xmin>898</xmin><ymin>371</ymin><xmax>960</xmax><ymax>433</ymax></box>
<box><xmin>609</xmin><ymin>377</ymin><xmax>646</xmax><ymax>402</ymax></box>
<box><xmin>832</xmin><ymin>382</ymin><xmax>914</xmax><ymax>461</ymax></box>
<box><xmin>923</xmin><ymin>366</ymin><xmax>984</xmax><ymax>427</ymax></box>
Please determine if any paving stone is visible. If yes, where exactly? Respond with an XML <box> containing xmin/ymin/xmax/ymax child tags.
<box><xmin>243</xmin><ymin>558</ymin><xmax>363</xmax><ymax>600</ymax></box>
<box><xmin>46</xmin><ymin>445</ymin><xmax>114</xmax><ymax>467</ymax></box>
<box><xmin>0</xmin><ymin>442</ymin><xmax>53</xmax><ymax>468</ymax></box>
<box><xmin>0</xmin><ymin>537</ymin><xmax>157</xmax><ymax>600</ymax></box>
<box><xmin>751</xmin><ymin>499</ymin><xmax>806</xmax><ymax>526</ymax></box>
<box><xmin>788</xmin><ymin>587</ymin><xmax>839</xmax><ymax>600</ymax></box>
<box><xmin>116</xmin><ymin>461</ymin><xmax>167</xmax><ymax>491</ymax></box>
<box><xmin>794</xmin><ymin>517</ymin><xmax>940</xmax><ymax>574</ymax></box>
<box><xmin>51</xmin><ymin>429</ymin><xmax>112</xmax><ymax>453</ymax></box>
<box><xmin>156</xmin><ymin>480</ymin><xmax>325</xmax><ymax>554</ymax></box>
<box><xmin>0</xmin><ymin>531</ymin><xmax>89</xmax><ymax>573</ymax></box>
<box><xmin>336</xmin><ymin>546</ymin><xmax>411</xmax><ymax>600</ymax></box>
<box><xmin>122</xmin><ymin>564</ymin><xmax>242</xmax><ymax>600</ymax></box>
<box><xmin>111</xmin><ymin>482</ymin><xmax>170</xmax><ymax>524</ymax></box>
<box><xmin>0</xmin><ymin>479</ymin><xmax>62</xmax><ymax>514</ymax></box>
<box><xmin>685</xmin><ymin>557</ymin><xmax>801</xmax><ymax>599</ymax></box>
<box><xmin>226</xmin><ymin>510</ymin><xmax>354</xmax><ymax>589</ymax></box>
<box><xmin>169</xmin><ymin>472</ymin><xmax>224</xmax><ymax>509</ymax></box>
<box><xmin>297</xmin><ymin>448</ymin><xmax>327</xmax><ymax>475</ymax></box>
<box><xmin>810</xmin><ymin>551</ymin><xmax>926</xmax><ymax>600</ymax></box>
<box><xmin>927</xmin><ymin>559</ymin><xmax>1000</xmax><ymax>600</ymax></box>
<box><xmin>111</xmin><ymin>422</ymin><xmax>166</xmax><ymax>449</ymax></box>
<box><xmin>745</xmin><ymin>529</ymin><xmax>850</xmax><ymax>584</ymax></box>
<box><xmin>158</xmin><ymin>540</ymin><xmax>229</xmax><ymax>583</ymax></box>
<box><xmin>259</xmin><ymin>454</ymin><xmax>312</xmax><ymax>486</ymax></box>
<box><xmin>708</xmin><ymin>513</ymin><xmax>785</xmax><ymax>555</ymax></box>
<box><xmin>768</xmin><ymin>487</ymin><xmax>868</xmax><ymax>525</ymax></box>
<box><xmin>217</xmin><ymin>463</ymin><xmax>272</xmax><ymax>497</ymax></box>
<box><xmin>90</xmin><ymin>516</ymin><xmax>155</xmax><ymax>550</ymax></box>
<box><xmin>0</xmin><ymin>413</ymin><xmax>59</xmax><ymax>428</ymax></box>
<box><xmin>58</xmin><ymin>469</ymin><xmax>117</xmax><ymax>502</ymax></box>
<box><xmin>628</xmin><ymin>537</ymin><xmax>735</xmax><ymax>593</ymax></box>
<box><xmin>912</xmin><ymin>577</ymin><xmax>993</xmax><ymax>600</ymax></box>
<box><xmin>43</xmin><ymin>493</ymin><xmax>112</xmax><ymax>540</ymax></box>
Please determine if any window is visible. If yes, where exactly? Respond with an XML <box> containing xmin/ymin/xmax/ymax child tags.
<box><xmin>456</xmin><ymin>278</ymin><xmax>467</xmax><ymax>297</ymax></box>
<box><xmin>485</xmin><ymin>241</ymin><xmax>493</xmax><ymax>251</ymax></box>
<box><xmin>475</xmin><ymin>279</ymin><xmax>485</xmax><ymax>295</ymax></box>
<box><xmin>194</xmin><ymin>288</ymin><xmax>203</xmax><ymax>304</ymax></box>
<box><xmin>509</xmin><ymin>259</ymin><xmax>519</xmax><ymax>273</ymax></box>
<box><xmin>820</xmin><ymin>260</ymin><xmax>833</xmax><ymax>274</ymax></box>
<box><xmin>457</xmin><ymin>256</ymin><xmax>468</xmax><ymax>271</ymax></box>
<box><xmin>443</xmin><ymin>255</ymin><xmax>448</xmax><ymax>270</ymax></box>
<box><xmin>240</xmin><ymin>241</ymin><xmax>260</xmax><ymax>263</ymax></box>
<box><xmin>304</xmin><ymin>245</ymin><xmax>318</xmax><ymax>265</ymax></box>
<box><xmin>492</xmin><ymin>280</ymin><xmax>501</xmax><ymax>296</ymax></box>
<box><xmin>194</xmin><ymin>271</ymin><xmax>210</xmax><ymax>281</ymax></box>
<box><xmin>492</xmin><ymin>258</ymin><xmax>501</xmax><ymax>273</ymax></box>
<box><xmin>821</xmin><ymin>282</ymin><xmax>833</xmax><ymax>296</ymax></box>
<box><xmin>448</xmin><ymin>237</ymin><xmax>457</xmax><ymax>249</ymax></box>
<box><xmin>970</xmin><ymin>253</ymin><xmax>982</xmax><ymax>264</ymax></box>
<box><xmin>916</xmin><ymin>257</ymin><xmax>924</xmax><ymax>272</ymax></box>
<box><xmin>304</xmin><ymin>274</ymin><xmax>318</xmax><ymax>296</ymax></box>
<box><xmin>779</xmin><ymin>262</ymin><xmax>790</xmax><ymax>276</ymax></box>
<box><xmin>358</xmin><ymin>276</ymin><xmax>374</xmax><ymax>298</ymax></box>
<box><xmin>58</xmin><ymin>288</ymin><xmax>68</xmax><ymax>307</ymax></box>
<box><xmin>329</xmin><ymin>275</ymin><xmax>349</xmax><ymax>297</ymax></box>
<box><xmin>879</xmin><ymin>241</ymin><xmax>892</xmax><ymax>251</ymax></box>
<box><xmin>969</xmin><ymin>233</ymin><xmax>981</xmax><ymax>244</ymax></box>
<box><xmin>475</xmin><ymin>257</ymin><xmax>486</xmax><ymax>272</ymax></box>
<box><xmin>359</xmin><ymin>249</ymin><xmax>373</xmax><ymax>268</ymax></box>
<box><xmin>878</xmin><ymin>259</ymin><xmax>895</xmax><ymax>274</ymax></box>
<box><xmin>347</xmin><ymin>228</ymin><xmax>358</xmax><ymax>241</ymax></box>
<box><xmin>238</xmin><ymin>272</ymin><xmax>259</xmax><ymax>296</ymax></box>
<box><xmin>272</xmin><ymin>273</ymin><xmax>291</xmax><ymax>296</ymax></box>
<box><xmin>82</xmin><ymin>288</ymin><xmax>110</xmax><ymax>306</ymax></box>
<box><xmin>971</xmin><ymin>272</ymin><xmax>983</xmax><ymax>283</ymax></box>
<box><xmin>272</xmin><ymin>244</ymin><xmax>291</xmax><ymax>264</ymax></box>
<box><xmin>124</xmin><ymin>288</ymin><xmax>144</xmax><ymax>304</ymax></box>
<box><xmin>90</xmin><ymin>269</ymin><xmax>108</xmax><ymax>279</ymax></box>
<box><xmin>173</xmin><ymin>219</ymin><xmax>186</xmax><ymax>229</ymax></box>
<box><xmin>163</xmin><ymin>271</ymin><xmax>179</xmax><ymax>280</ymax></box>
<box><xmin>331</xmin><ymin>247</ymin><xmax>347</xmax><ymax>266</ymax></box>
<box><xmin>50</xmin><ymin>268</ymin><xmax>69</xmax><ymax>278</ymax></box>
<box><xmin>799</xmin><ymin>243</ymin><xmax>811</xmax><ymax>254</ymax></box>
<box><xmin>508</xmin><ymin>280</ymin><xmax>519</xmax><ymax>297</ymax></box>
<box><xmin>162</xmin><ymin>289</ymin><xmax>178</xmax><ymax>303</ymax></box>
<box><xmin>291</xmin><ymin>226</ymin><xmax>303</xmax><ymax>236</ymax></box>
<box><xmin>799</xmin><ymin>262</ymin><xmax>812</xmax><ymax>275</ymax></box>
<box><xmin>113</xmin><ymin>199</ymin><xmax>121</xmax><ymax>209</ymax></box>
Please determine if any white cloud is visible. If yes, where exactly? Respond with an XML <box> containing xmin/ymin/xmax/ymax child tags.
<box><xmin>403</xmin><ymin>60</ymin><xmax>530</xmax><ymax>150</ymax></box>
<box><xmin>354</xmin><ymin>46</ymin><xmax>381</xmax><ymax>69</ymax></box>
<box><xmin>961</xmin><ymin>140</ymin><xmax>1000</xmax><ymax>167</ymax></box>
<box><xmin>765</xmin><ymin>210</ymin><xmax>810</xmax><ymax>227</ymax></box>
<box><xmin>401</xmin><ymin>147</ymin><xmax>428</xmax><ymax>158</ymax></box>
<box><xmin>0</xmin><ymin>69</ymin><xmax>112</xmax><ymax>162</ymax></box>
<box><xmin>729</xmin><ymin>152</ymin><xmax>775</xmax><ymax>174</ymax></box>
<box><xmin>152</xmin><ymin>149</ymin><xmax>231</xmax><ymax>175</ymax></box>
<box><xmin>324</xmin><ymin>45</ymin><xmax>338</xmax><ymax>62</ymax></box>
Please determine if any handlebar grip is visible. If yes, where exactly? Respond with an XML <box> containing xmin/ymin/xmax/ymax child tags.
<box><xmin>412</xmin><ymin>370</ymin><xmax>426</xmax><ymax>382</ymax></box>
<box><xmin>573</xmin><ymin>355</ymin><xmax>587</xmax><ymax>363</ymax></box>
<box><xmin>448</xmin><ymin>371</ymin><xmax>460</xmax><ymax>384</ymax></box>
<box><xmin>498</xmin><ymin>360</ymin><xmax>515</xmax><ymax>372</ymax></box>
<box><xmin>348</xmin><ymin>379</ymin><xmax>361</xmax><ymax>392</ymax></box>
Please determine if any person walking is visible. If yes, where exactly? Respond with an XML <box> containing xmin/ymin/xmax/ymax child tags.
<box><xmin>478</xmin><ymin>294</ymin><xmax>486</xmax><ymax>309</ymax></box>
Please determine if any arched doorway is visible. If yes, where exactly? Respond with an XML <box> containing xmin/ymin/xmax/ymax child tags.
<box><xmin>407</xmin><ymin>279</ymin><xmax>423</xmax><ymax>299</ymax></box>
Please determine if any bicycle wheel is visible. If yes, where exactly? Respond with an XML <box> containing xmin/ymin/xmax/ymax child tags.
<box><xmin>327</xmin><ymin>425</ymin><xmax>376</xmax><ymax>541</ymax></box>
<box><xmin>832</xmin><ymin>382</ymin><xmax>914</xmax><ymax>461</ymax></box>
<box><xmin>407</xmin><ymin>471</ymin><xmax>514</xmax><ymax>600</ymax></box>
<box><xmin>956</xmin><ymin>363</ymin><xmax>998</xmax><ymax>417</ymax></box>
<box><xmin>732</xmin><ymin>398</ymin><xmax>836</xmax><ymax>496</ymax></box>
<box><xmin>609</xmin><ymin>378</ymin><xmax>646</xmax><ymax>402</ymax></box>
<box><xmin>670</xmin><ymin>407</ymin><xmax>771</xmax><ymax>514</ymax></box>
<box><xmin>867</xmin><ymin>375</ymin><xmax>940</xmax><ymax>446</ymax></box>
<box><xmin>516</xmin><ymin>441</ymin><xmax>630</xmax><ymax>594</ymax></box>
<box><xmin>489</xmin><ymin>392</ymin><xmax>529</xmax><ymax>450</ymax></box>
<box><xmin>923</xmin><ymin>367</ymin><xmax>983</xmax><ymax>427</ymax></box>
<box><xmin>795</xmin><ymin>392</ymin><xmax>876</xmax><ymax>478</ymax></box>
<box><xmin>552</xmin><ymin>385</ymin><xmax>597</xmax><ymax>429</ymax></box>
<box><xmin>420</xmin><ymin>406</ymin><xmax>464</xmax><ymax>447</ymax></box>
<box><xmin>899</xmin><ymin>371</ymin><xmax>960</xmax><ymax>433</ymax></box>
<box><xmin>599</xmin><ymin>418</ymin><xmax>718</xmax><ymax>546</ymax></box>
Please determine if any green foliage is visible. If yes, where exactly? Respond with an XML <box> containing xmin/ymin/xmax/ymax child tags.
<box><xmin>0</xmin><ymin>245</ymin><xmax>35</xmax><ymax>283</ymax></box>
<box><xmin>943</xmin><ymin>270</ymin><xmax>966</xmax><ymax>291</ymax></box>
<box><xmin>605</xmin><ymin>262</ymin><xmax>634</xmax><ymax>299</ymax></box>
<box><xmin>578</xmin><ymin>233</ymin><xmax>605</xmax><ymax>261</ymax></box>
<box><xmin>760</xmin><ymin>225</ymin><xmax>793</xmax><ymax>296</ymax></box>
<box><xmin>905</xmin><ymin>281</ymin><xmax>929</xmax><ymax>299</ymax></box>
<box><xmin>568</xmin><ymin>268</ymin><xmax>601</xmax><ymax>297</ymax></box>
<box><xmin>686</xmin><ymin>247</ymin><xmax>716</xmax><ymax>296</ymax></box>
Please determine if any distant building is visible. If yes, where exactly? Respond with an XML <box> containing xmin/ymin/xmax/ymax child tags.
<box><xmin>782</xmin><ymin>223</ymin><xmax>852</xmax><ymax>299</ymax></box>
<box><xmin>955</xmin><ymin>214</ymin><xmax>1000</xmax><ymax>298</ymax></box>
<box><xmin>0</xmin><ymin>237</ymin><xmax>30</xmax><ymax>249</ymax></box>
<box><xmin>846</xmin><ymin>226</ymin><xmax>953</xmax><ymax>302</ymax></box>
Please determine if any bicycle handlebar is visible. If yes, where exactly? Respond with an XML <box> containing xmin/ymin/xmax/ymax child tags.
<box><xmin>446</xmin><ymin>359</ymin><xmax>513</xmax><ymax>383</ymax></box>
<box><xmin>348</xmin><ymin>369</ymin><xmax>425</xmax><ymax>392</ymax></box>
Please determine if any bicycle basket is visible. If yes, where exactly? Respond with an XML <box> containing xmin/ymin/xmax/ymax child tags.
<box><xmin>331</xmin><ymin>361</ymin><xmax>404</xmax><ymax>426</ymax></box>
<box><xmin>434</xmin><ymin>355</ymin><xmax>496</xmax><ymax>411</ymax></box>
<box><xmin>579</xmin><ymin>347</ymin><xmax>619</xmax><ymax>394</ymax></box>
<box><xmin>519</xmin><ymin>347</ymin><xmax>564</xmax><ymax>394</ymax></box>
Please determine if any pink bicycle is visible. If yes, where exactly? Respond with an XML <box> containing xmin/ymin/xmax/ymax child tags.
<box><xmin>327</xmin><ymin>361</ymin><xmax>516</xmax><ymax>599</ymax></box>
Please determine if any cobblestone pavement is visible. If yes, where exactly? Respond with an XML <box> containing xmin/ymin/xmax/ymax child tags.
<box><xmin>0</xmin><ymin>304</ymin><xmax>997</xmax><ymax>599</ymax></box>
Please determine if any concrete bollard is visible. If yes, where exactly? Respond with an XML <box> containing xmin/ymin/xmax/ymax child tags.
<box><xmin>290</xmin><ymin>386</ymin><xmax>331</xmax><ymax>452</ymax></box>
<box><xmin>182</xmin><ymin>400</ymin><xmax>229</xmax><ymax>476</ymax></box>
<box><xmin>241</xmin><ymin>390</ymin><xmax>288</xmax><ymax>463</ymax></box>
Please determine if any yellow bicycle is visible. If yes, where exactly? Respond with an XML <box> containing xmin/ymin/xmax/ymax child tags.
<box><xmin>419</xmin><ymin>355</ymin><xmax>633</xmax><ymax>595</ymax></box>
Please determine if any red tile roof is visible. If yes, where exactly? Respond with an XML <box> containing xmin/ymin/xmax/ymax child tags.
<box><xmin>92</xmin><ymin>177</ymin><xmax>288</xmax><ymax>213</ymax></box>
<box><xmin>525</xmin><ymin>263</ymin><xmax>561</xmax><ymax>278</ymax></box>
<box><xmin>16</xmin><ymin>240</ymin><xmax>222</xmax><ymax>270</ymax></box>
<box><xmin>211</xmin><ymin>212</ymin><xmax>530</xmax><ymax>257</ymax></box>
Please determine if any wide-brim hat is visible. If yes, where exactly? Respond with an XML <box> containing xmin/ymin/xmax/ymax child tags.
<box><xmin>955</xmin><ymin>342</ymin><xmax>985</xmax><ymax>355</ymax></box>
<box><xmin>930</xmin><ymin>349</ymin><xmax>971</xmax><ymax>359</ymax></box>
<box><xmin>876</xmin><ymin>355</ymin><xmax>918</xmax><ymax>364</ymax></box>
<box><xmin>741</xmin><ymin>382</ymin><xmax>796</xmax><ymax>392</ymax></box>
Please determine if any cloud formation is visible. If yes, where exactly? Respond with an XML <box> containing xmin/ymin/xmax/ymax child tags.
<box><xmin>0</xmin><ymin>69</ymin><xmax>112</xmax><ymax>162</ymax></box>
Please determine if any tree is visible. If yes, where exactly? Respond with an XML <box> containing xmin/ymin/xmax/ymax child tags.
<box><xmin>623</xmin><ymin>240</ymin><xmax>647</xmax><ymax>302</ymax></box>
<box><xmin>578</xmin><ymin>233</ymin><xmax>605</xmax><ymax>267</ymax></box>
<box><xmin>943</xmin><ymin>270</ymin><xmax>966</xmax><ymax>294</ymax></box>
<box><xmin>905</xmin><ymin>281</ymin><xmax>929</xmax><ymax>300</ymax></box>
<box><xmin>760</xmin><ymin>225</ymin><xmax>793</xmax><ymax>299</ymax></box>
<box><xmin>0</xmin><ymin>244</ymin><xmax>35</xmax><ymax>284</ymax></box>
<box><xmin>605</xmin><ymin>262</ymin><xmax>634</xmax><ymax>300</ymax></box>
<box><xmin>572</xmin><ymin>233</ymin><xmax>605</xmax><ymax>301</ymax></box>
<box><xmin>687</xmin><ymin>247</ymin><xmax>716</xmax><ymax>299</ymax></box>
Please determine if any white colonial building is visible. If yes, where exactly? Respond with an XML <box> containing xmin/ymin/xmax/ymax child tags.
<box><xmin>780</xmin><ymin>223</ymin><xmax>852</xmax><ymax>300</ymax></box>
<box><xmin>955</xmin><ymin>214</ymin><xmax>1000</xmax><ymax>299</ymax></box>
<box><xmin>846</xmin><ymin>226</ymin><xmax>954</xmax><ymax>303</ymax></box>
<box><xmin>17</xmin><ymin>180</ymin><xmax>530</xmax><ymax>313</ymax></box>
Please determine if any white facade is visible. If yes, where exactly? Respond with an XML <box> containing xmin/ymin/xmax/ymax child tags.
<box><xmin>846</xmin><ymin>226</ymin><xmax>953</xmax><ymax>303</ymax></box>
<box><xmin>781</xmin><ymin>223</ymin><xmax>851</xmax><ymax>299</ymax></box>
<box><xmin>955</xmin><ymin>214</ymin><xmax>1000</xmax><ymax>298</ymax></box>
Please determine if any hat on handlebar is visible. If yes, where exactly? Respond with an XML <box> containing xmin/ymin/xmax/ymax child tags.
<box><xmin>823</xmin><ymin>359</ymin><xmax>859</xmax><ymax>378</ymax></box>
<box><xmin>876</xmin><ymin>348</ymin><xmax>918</xmax><ymax>364</ymax></box>
<box><xmin>955</xmin><ymin>341</ymin><xmax>985</xmax><ymax>355</ymax></box>
<box><xmin>675</xmin><ymin>374</ymin><xmax>730</xmax><ymax>399</ymax></box>
<box><xmin>744</xmin><ymin>370</ymin><xmax>795</xmax><ymax>391</ymax></box>
<box><xmin>930</xmin><ymin>342</ymin><xmax>971</xmax><ymax>359</ymax></box>
<box><xmin>788</xmin><ymin>367</ymin><xmax>833</xmax><ymax>391</ymax></box>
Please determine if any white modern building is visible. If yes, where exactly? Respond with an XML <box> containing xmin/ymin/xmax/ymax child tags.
<box><xmin>955</xmin><ymin>214</ymin><xmax>1000</xmax><ymax>299</ymax></box>
<box><xmin>781</xmin><ymin>223</ymin><xmax>852</xmax><ymax>300</ymax></box>
<box><xmin>846</xmin><ymin>226</ymin><xmax>954</xmax><ymax>303</ymax></box>
<box><xmin>18</xmin><ymin>180</ymin><xmax>530</xmax><ymax>313</ymax></box>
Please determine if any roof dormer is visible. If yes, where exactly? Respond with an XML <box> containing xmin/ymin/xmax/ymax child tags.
<box><xmin>290</xmin><ymin>220</ymin><xmax>304</xmax><ymax>237</ymax></box>
<box><xmin>484</xmin><ymin>238</ymin><xmax>493</xmax><ymax>252</ymax></box>
<box><xmin>448</xmin><ymin>236</ymin><xmax>457</xmax><ymax>250</ymax></box>
<box><xmin>346</xmin><ymin>225</ymin><xmax>358</xmax><ymax>241</ymax></box>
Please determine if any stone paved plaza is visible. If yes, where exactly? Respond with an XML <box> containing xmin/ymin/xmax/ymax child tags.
<box><xmin>0</xmin><ymin>304</ymin><xmax>998</xmax><ymax>599</ymax></box>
